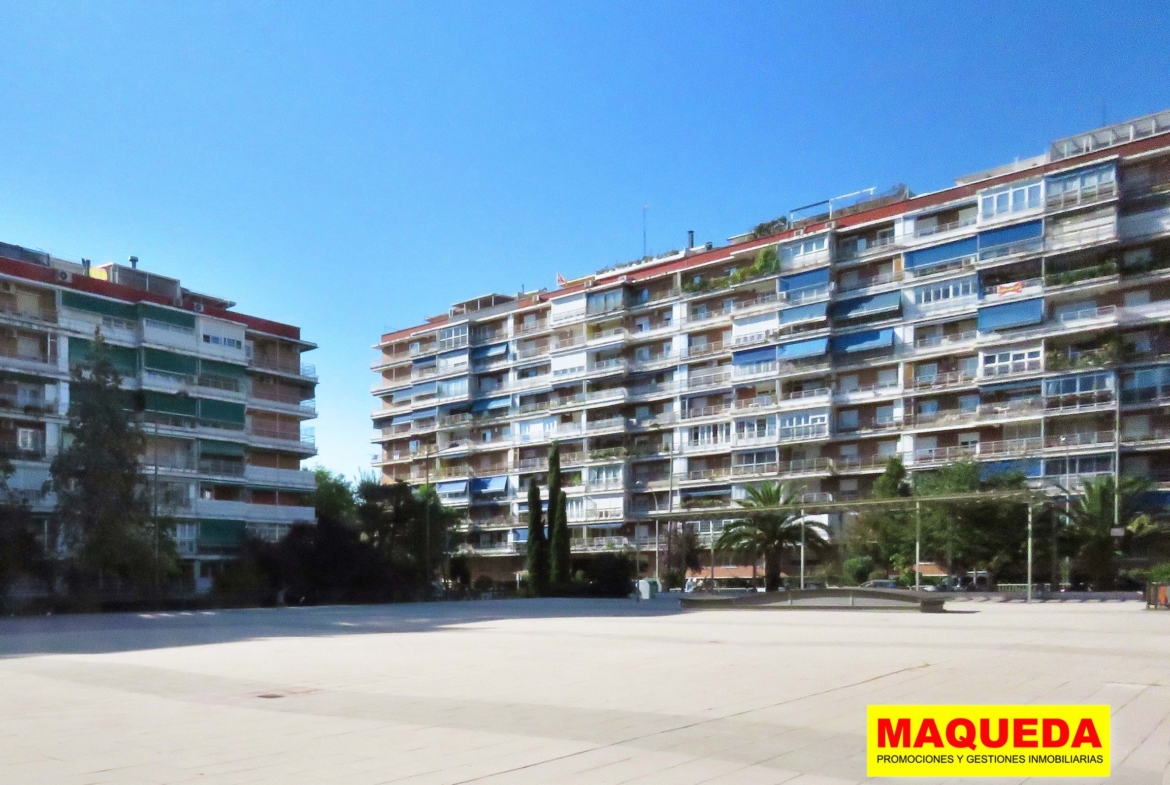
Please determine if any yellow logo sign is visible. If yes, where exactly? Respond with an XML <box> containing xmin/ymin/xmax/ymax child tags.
<box><xmin>867</xmin><ymin>705</ymin><xmax>1110</xmax><ymax>778</ymax></box>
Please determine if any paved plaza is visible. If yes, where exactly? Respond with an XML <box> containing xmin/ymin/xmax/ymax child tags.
<box><xmin>1</xmin><ymin>597</ymin><xmax>1167</xmax><ymax>785</ymax></box>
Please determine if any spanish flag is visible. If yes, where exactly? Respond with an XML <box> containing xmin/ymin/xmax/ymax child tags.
<box><xmin>556</xmin><ymin>273</ymin><xmax>567</xmax><ymax>287</ymax></box>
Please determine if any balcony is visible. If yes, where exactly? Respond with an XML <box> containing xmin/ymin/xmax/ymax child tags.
<box><xmin>248</xmin><ymin>425</ymin><xmax>316</xmax><ymax>451</ymax></box>
<box><xmin>681</xmin><ymin>402</ymin><xmax>732</xmax><ymax>420</ymax></box>
<box><xmin>244</xmin><ymin>503</ymin><xmax>316</xmax><ymax>524</ymax></box>
<box><xmin>914</xmin><ymin>216</ymin><xmax>976</xmax><ymax>239</ymax></box>
<box><xmin>837</xmin><ymin>271</ymin><xmax>900</xmax><ymax>294</ymax></box>
<box><xmin>248</xmin><ymin>356</ymin><xmax>317</xmax><ymax>379</ymax></box>
<box><xmin>1046</xmin><ymin>221</ymin><xmax>1117</xmax><ymax>254</ymax></box>
<box><xmin>776</xmin><ymin>423</ymin><xmax>830</xmax><ymax>443</ymax></box>
<box><xmin>515</xmin><ymin>319</ymin><xmax>551</xmax><ymax>336</ymax></box>
<box><xmin>836</xmin><ymin>234</ymin><xmax>898</xmax><ymax>263</ymax></box>
<box><xmin>1046</xmin><ymin>180</ymin><xmax>1117</xmax><ymax>212</ymax></box>
<box><xmin>243</xmin><ymin>465</ymin><xmax>318</xmax><ymax>490</ymax></box>
<box><xmin>905</xmin><ymin>370</ymin><xmax>976</xmax><ymax>391</ymax></box>
<box><xmin>686</xmin><ymin>370</ymin><xmax>732</xmax><ymax>390</ymax></box>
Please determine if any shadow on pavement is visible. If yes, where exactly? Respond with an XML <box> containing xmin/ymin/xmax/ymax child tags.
<box><xmin>0</xmin><ymin>595</ymin><xmax>685</xmax><ymax>658</ymax></box>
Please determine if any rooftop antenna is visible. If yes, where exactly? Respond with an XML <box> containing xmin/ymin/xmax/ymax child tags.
<box><xmin>642</xmin><ymin>205</ymin><xmax>648</xmax><ymax>258</ymax></box>
<box><xmin>128</xmin><ymin>255</ymin><xmax>139</xmax><ymax>269</ymax></box>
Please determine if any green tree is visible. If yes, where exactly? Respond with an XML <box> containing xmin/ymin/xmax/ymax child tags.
<box><xmin>854</xmin><ymin>457</ymin><xmax>914</xmax><ymax>570</ymax></box>
<box><xmin>547</xmin><ymin>442</ymin><xmax>570</xmax><ymax>584</ymax></box>
<box><xmin>525</xmin><ymin>481</ymin><xmax>548</xmax><ymax>595</ymax></box>
<box><xmin>50</xmin><ymin>331</ymin><xmax>175</xmax><ymax>592</ymax></box>
<box><xmin>0</xmin><ymin>458</ymin><xmax>45</xmax><ymax>603</ymax></box>
<box><xmin>1063</xmin><ymin>475</ymin><xmax>1153</xmax><ymax>590</ymax></box>
<box><xmin>715</xmin><ymin>481</ymin><xmax>827</xmax><ymax>591</ymax></box>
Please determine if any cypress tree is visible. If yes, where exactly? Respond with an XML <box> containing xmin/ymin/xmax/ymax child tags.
<box><xmin>525</xmin><ymin>481</ymin><xmax>548</xmax><ymax>595</ymax></box>
<box><xmin>546</xmin><ymin>443</ymin><xmax>566</xmax><ymax>585</ymax></box>
<box><xmin>551</xmin><ymin>490</ymin><xmax>570</xmax><ymax>585</ymax></box>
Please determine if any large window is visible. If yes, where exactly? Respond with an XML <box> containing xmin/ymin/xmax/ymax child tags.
<box><xmin>980</xmin><ymin>181</ymin><xmax>1041</xmax><ymax>219</ymax></box>
<box><xmin>981</xmin><ymin>348</ymin><xmax>1041</xmax><ymax>377</ymax></box>
<box><xmin>438</xmin><ymin>324</ymin><xmax>468</xmax><ymax>350</ymax></box>
<box><xmin>586</xmin><ymin>289</ymin><xmax>624</xmax><ymax>315</ymax></box>
<box><xmin>780</xmin><ymin>236</ymin><xmax>827</xmax><ymax>262</ymax></box>
<box><xmin>1045</xmin><ymin>372</ymin><xmax>1112</xmax><ymax>397</ymax></box>
<box><xmin>915</xmin><ymin>278</ymin><xmax>976</xmax><ymax>305</ymax></box>
<box><xmin>688</xmin><ymin>423</ymin><xmax>731</xmax><ymax>446</ymax></box>
<box><xmin>735</xmin><ymin>417</ymin><xmax>773</xmax><ymax>440</ymax></box>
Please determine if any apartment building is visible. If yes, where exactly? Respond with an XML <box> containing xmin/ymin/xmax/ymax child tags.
<box><xmin>0</xmin><ymin>243</ymin><xmax>317</xmax><ymax>591</ymax></box>
<box><xmin>372</xmin><ymin>109</ymin><xmax>1170</xmax><ymax>578</ymax></box>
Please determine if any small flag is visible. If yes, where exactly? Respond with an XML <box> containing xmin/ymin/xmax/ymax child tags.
<box><xmin>996</xmin><ymin>281</ymin><xmax>1024</xmax><ymax>295</ymax></box>
<box><xmin>556</xmin><ymin>273</ymin><xmax>567</xmax><ymax>286</ymax></box>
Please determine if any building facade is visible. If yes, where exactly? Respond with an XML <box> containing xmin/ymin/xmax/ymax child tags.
<box><xmin>372</xmin><ymin>109</ymin><xmax>1170</xmax><ymax>578</ymax></box>
<box><xmin>0</xmin><ymin>244</ymin><xmax>317</xmax><ymax>591</ymax></box>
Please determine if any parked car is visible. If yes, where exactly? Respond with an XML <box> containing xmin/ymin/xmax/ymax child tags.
<box><xmin>860</xmin><ymin>579</ymin><xmax>899</xmax><ymax>589</ymax></box>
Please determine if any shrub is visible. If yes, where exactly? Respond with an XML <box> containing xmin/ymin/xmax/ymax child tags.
<box><xmin>1149</xmin><ymin>562</ymin><xmax>1170</xmax><ymax>585</ymax></box>
<box><xmin>842</xmin><ymin>555</ymin><xmax>875</xmax><ymax>585</ymax></box>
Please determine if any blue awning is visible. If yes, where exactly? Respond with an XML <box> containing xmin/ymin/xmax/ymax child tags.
<box><xmin>905</xmin><ymin>237</ymin><xmax>977</xmax><ymax>270</ymax></box>
<box><xmin>977</xmin><ymin>298</ymin><xmax>1044</xmax><ymax>332</ymax></box>
<box><xmin>682</xmin><ymin>486</ymin><xmax>731</xmax><ymax>498</ymax></box>
<box><xmin>436</xmin><ymin>480</ymin><xmax>468</xmax><ymax>495</ymax></box>
<box><xmin>978</xmin><ymin>219</ymin><xmax>1043</xmax><ymax>250</ymax></box>
<box><xmin>439</xmin><ymin>349</ymin><xmax>467</xmax><ymax>361</ymax></box>
<box><xmin>831</xmin><ymin>328</ymin><xmax>894</xmax><ymax>354</ymax></box>
<box><xmin>471</xmin><ymin>476</ymin><xmax>509</xmax><ymax>494</ymax></box>
<box><xmin>471</xmin><ymin>396</ymin><xmax>511</xmax><ymax>413</ymax></box>
<box><xmin>980</xmin><ymin>459</ymin><xmax>1041</xmax><ymax>480</ymax></box>
<box><xmin>411</xmin><ymin>408</ymin><xmax>437</xmax><ymax>421</ymax></box>
<box><xmin>780</xmin><ymin>301</ymin><xmax>828</xmax><ymax>324</ymax></box>
<box><xmin>780</xmin><ymin>267</ymin><xmax>830</xmax><ymax>291</ymax></box>
<box><xmin>831</xmin><ymin>291</ymin><xmax>902</xmax><ymax>320</ymax></box>
<box><xmin>732</xmin><ymin>346</ymin><xmax>775</xmax><ymax>366</ymax></box>
<box><xmin>411</xmin><ymin>381</ymin><xmax>438</xmax><ymax>397</ymax></box>
<box><xmin>470</xmin><ymin>343</ymin><xmax>508</xmax><ymax>360</ymax></box>
<box><xmin>390</xmin><ymin>414</ymin><xmax>412</xmax><ymax>426</ymax></box>
<box><xmin>412</xmin><ymin>356</ymin><xmax>436</xmax><ymax>368</ymax></box>
<box><xmin>391</xmin><ymin>389</ymin><xmax>413</xmax><ymax>403</ymax></box>
<box><xmin>776</xmin><ymin>336</ymin><xmax>828</xmax><ymax>359</ymax></box>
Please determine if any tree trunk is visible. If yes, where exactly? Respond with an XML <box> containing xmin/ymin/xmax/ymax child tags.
<box><xmin>764</xmin><ymin>549</ymin><xmax>782</xmax><ymax>592</ymax></box>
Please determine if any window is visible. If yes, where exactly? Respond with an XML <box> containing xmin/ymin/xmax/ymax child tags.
<box><xmin>586</xmin><ymin>289</ymin><xmax>624</xmax><ymax>315</ymax></box>
<box><xmin>688</xmin><ymin>423</ymin><xmax>731</xmax><ymax>446</ymax></box>
<box><xmin>780</xmin><ymin>236</ymin><xmax>827</xmax><ymax>261</ymax></box>
<box><xmin>589</xmin><ymin>465</ymin><xmax>622</xmax><ymax>484</ymax></box>
<box><xmin>439</xmin><ymin>325</ymin><xmax>468</xmax><ymax>350</ymax></box>
<box><xmin>202</xmin><ymin>333</ymin><xmax>243</xmax><ymax>349</ymax></box>
<box><xmin>981</xmin><ymin>348</ymin><xmax>1041</xmax><ymax>376</ymax></box>
<box><xmin>959</xmin><ymin>432</ymin><xmax>980</xmax><ymax>449</ymax></box>
<box><xmin>1045</xmin><ymin>372</ymin><xmax>1112</xmax><ymax>396</ymax></box>
<box><xmin>915</xmin><ymin>363</ymin><xmax>938</xmax><ymax>381</ymax></box>
<box><xmin>839</xmin><ymin>374</ymin><xmax>859</xmax><ymax>392</ymax></box>
<box><xmin>877</xmin><ymin>441</ymin><xmax>898</xmax><ymax>456</ymax></box>
<box><xmin>735</xmin><ymin>417</ymin><xmax>772</xmax><ymax>440</ymax></box>
<box><xmin>735</xmin><ymin>450</ymin><xmax>774</xmax><ymax>469</ymax></box>
<box><xmin>839</xmin><ymin>443</ymin><xmax>858</xmax><ymax>458</ymax></box>
<box><xmin>16</xmin><ymin>428</ymin><xmax>39</xmax><ymax>451</ymax></box>
<box><xmin>1046</xmin><ymin>165</ymin><xmax>1115</xmax><ymax>204</ymax></box>
<box><xmin>838</xmin><ymin>409</ymin><xmax>859</xmax><ymax>430</ymax></box>
<box><xmin>959</xmin><ymin>394</ymin><xmax>980</xmax><ymax>412</ymax></box>
<box><xmin>916</xmin><ymin>400</ymin><xmax>939</xmax><ymax>416</ymax></box>
<box><xmin>876</xmin><ymin>405</ymin><xmax>895</xmax><ymax>424</ymax></box>
<box><xmin>878</xmin><ymin>369</ymin><xmax>898</xmax><ymax>387</ymax></box>
<box><xmin>981</xmin><ymin>182</ymin><xmax>1042</xmax><ymax>219</ymax></box>
<box><xmin>915</xmin><ymin>278</ymin><xmax>976</xmax><ymax>305</ymax></box>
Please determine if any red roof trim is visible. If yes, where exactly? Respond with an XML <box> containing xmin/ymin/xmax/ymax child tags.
<box><xmin>381</xmin><ymin>132</ymin><xmax>1170</xmax><ymax>340</ymax></box>
<box><xmin>0</xmin><ymin>255</ymin><xmax>302</xmax><ymax>341</ymax></box>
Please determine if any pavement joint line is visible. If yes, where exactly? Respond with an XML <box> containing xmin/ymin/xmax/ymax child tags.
<box><xmin>444</xmin><ymin>663</ymin><xmax>933</xmax><ymax>784</ymax></box>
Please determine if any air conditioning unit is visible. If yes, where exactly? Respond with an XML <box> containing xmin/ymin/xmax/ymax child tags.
<box><xmin>192</xmin><ymin>302</ymin><xmax>205</xmax><ymax>313</ymax></box>
<box><xmin>0</xmin><ymin>282</ymin><xmax>13</xmax><ymax>294</ymax></box>
<box><xmin>56</xmin><ymin>270</ymin><xmax>72</xmax><ymax>283</ymax></box>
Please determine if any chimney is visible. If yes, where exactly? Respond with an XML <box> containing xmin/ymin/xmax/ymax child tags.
<box><xmin>129</xmin><ymin>255</ymin><xmax>139</xmax><ymax>269</ymax></box>
<box><xmin>81</xmin><ymin>258</ymin><xmax>91</xmax><ymax>276</ymax></box>
<box><xmin>687</xmin><ymin>230</ymin><xmax>694</xmax><ymax>249</ymax></box>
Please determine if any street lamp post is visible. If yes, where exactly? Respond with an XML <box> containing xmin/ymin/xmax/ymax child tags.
<box><xmin>914</xmin><ymin>500</ymin><xmax>922</xmax><ymax>591</ymax></box>
<box><xmin>1026</xmin><ymin>502</ymin><xmax>1034</xmax><ymax>604</ymax></box>
<box><xmin>799</xmin><ymin>507</ymin><xmax>806</xmax><ymax>590</ymax></box>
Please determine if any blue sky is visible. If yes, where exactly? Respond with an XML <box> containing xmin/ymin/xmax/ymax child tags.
<box><xmin>0</xmin><ymin>1</ymin><xmax>1167</xmax><ymax>477</ymax></box>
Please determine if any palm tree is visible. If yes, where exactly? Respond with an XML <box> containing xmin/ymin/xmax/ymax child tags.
<box><xmin>716</xmin><ymin>481</ymin><xmax>828</xmax><ymax>591</ymax></box>
<box><xmin>1062</xmin><ymin>475</ymin><xmax>1152</xmax><ymax>590</ymax></box>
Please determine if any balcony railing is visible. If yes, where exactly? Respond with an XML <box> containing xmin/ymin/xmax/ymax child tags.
<box><xmin>1045</xmin><ymin>180</ymin><xmax>1116</xmax><ymax>211</ymax></box>
<box><xmin>914</xmin><ymin>216</ymin><xmax>976</xmax><ymax>238</ymax></box>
